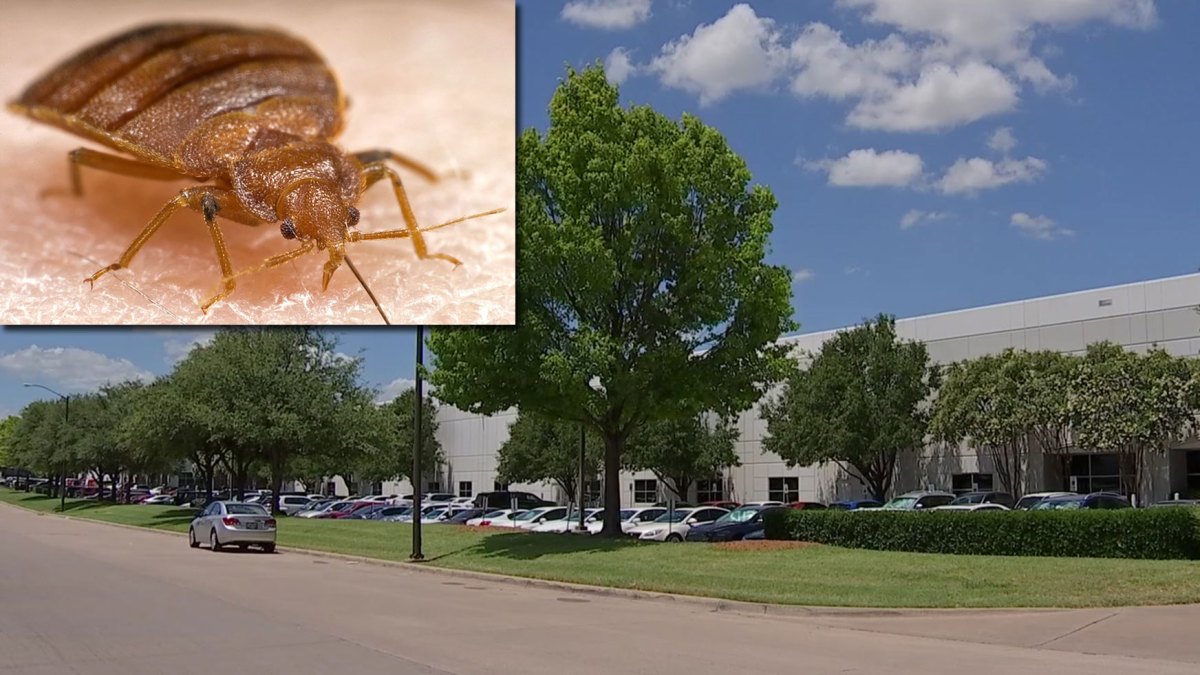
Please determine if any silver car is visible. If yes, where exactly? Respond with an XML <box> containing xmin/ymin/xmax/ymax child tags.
<box><xmin>189</xmin><ymin>501</ymin><xmax>277</xmax><ymax>553</ymax></box>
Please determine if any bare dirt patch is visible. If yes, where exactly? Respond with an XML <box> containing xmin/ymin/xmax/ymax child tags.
<box><xmin>714</xmin><ymin>540</ymin><xmax>820</xmax><ymax>552</ymax></box>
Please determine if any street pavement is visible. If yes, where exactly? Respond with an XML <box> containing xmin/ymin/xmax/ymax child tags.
<box><xmin>1</xmin><ymin>502</ymin><xmax>1198</xmax><ymax>674</ymax></box>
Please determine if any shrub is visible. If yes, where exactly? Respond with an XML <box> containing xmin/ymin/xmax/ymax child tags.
<box><xmin>763</xmin><ymin>507</ymin><xmax>1200</xmax><ymax>560</ymax></box>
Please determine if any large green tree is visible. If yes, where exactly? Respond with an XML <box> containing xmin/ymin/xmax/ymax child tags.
<box><xmin>122</xmin><ymin>376</ymin><xmax>227</xmax><ymax>501</ymax></box>
<box><xmin>354</xmin><ymin>388</ymin><xmax>443</xmax><ymax>490</ymax></box>
<box><xmin>624</xmin><ymin>415</ymin><xmax>740</xmax><ymax>500</ymax></box>
<box><xmin>71</xmin><ymin>382</ymin><xmax>145</xmax><ymax>502</ymax></box>
<box><xmin>428</xmin><ymin>66</ymin><xmax>795</xmax><ymax>535</ymax></box>
<box><xmin>931</xmin><ymin>349</ymin><xmax>1075</xmax><ymax>497</ymax></box>
<box><xmin>0</xmin><ymin>416</ymin><xmax>17</xmax><ymax>469</ymax></box>
<box><xmin>1067</xmin><ymin>342</ymin><xmax>1198</xmax><ymax>502</ymax></box>
<box><xmin>762</xmin><ymin>315</ymin><xmax>938</xmax><ymax>502</ymax></box>
<box><xmin>495</xmin><ymin>412</ymin><xmax>602</xmax><ymax>499</ymax></box>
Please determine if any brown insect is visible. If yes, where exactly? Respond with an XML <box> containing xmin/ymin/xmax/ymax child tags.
<box><xmin>9</xmin><ymin>22</ymin><xmax>503</xmax><ymax>323</ymax></box>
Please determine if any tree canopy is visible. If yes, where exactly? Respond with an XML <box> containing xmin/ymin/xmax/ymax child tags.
<box><xmin>762</xmin><ymin>315</ymin><xmax>938</xmax><ymax>501</ymax></box>
<box><xmin>495</xmin><ymin>412</ymin><xmax>602</xmax><ymax>499</ymax></box>
<box><xmin>428</xmin><ymin>65</ymin><xmax>795</xmax><ymax>534</ymax></box>
<box><xmin>624</xmin><ymin>415</ymin><xmax>740</xmax><ymax>500</ymax></box>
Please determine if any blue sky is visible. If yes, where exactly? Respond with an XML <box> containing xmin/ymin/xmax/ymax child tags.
<box><xmin>521</xmin><ymin>0</ymin><xmax>1200</xmax><ymax>333</ymax></box>
<box><xmin>0</xmin><ymin>328</ymin><xmax>419</xmax><ymax>420</ymax></box>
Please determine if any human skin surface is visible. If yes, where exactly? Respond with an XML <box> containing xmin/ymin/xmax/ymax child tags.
<box><xmin>0</xmin><ymin>0</ymin><xmax>515</xmax><ymax>325</ymax></box>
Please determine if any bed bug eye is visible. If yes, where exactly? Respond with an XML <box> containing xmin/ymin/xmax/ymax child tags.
<box><xmin>280</xmin><ymin>218</ymin><xmax>297</xmax><ymax>240</ymax></box>
<box><xmin>347</xmin><ymin>206</ymin><xmax>360</xmax><ymax>227</ymax></box>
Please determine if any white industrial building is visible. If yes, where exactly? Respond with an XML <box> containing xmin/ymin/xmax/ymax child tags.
<box><xmin>389</xmin><ymin>273</ymin><xmax>1200</xmax><ymax>507</ymax></box>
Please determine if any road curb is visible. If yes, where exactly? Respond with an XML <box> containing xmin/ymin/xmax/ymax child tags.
<box><xmin>0</xmin><ymin>498</ymin><xmax>1071</xmax><ymax>618</ymax></box>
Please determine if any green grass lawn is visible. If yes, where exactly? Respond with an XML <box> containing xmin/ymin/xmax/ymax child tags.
<box><xmin>4</xmin><ymin>487</ymin><xmax>1199</xmax><ymax>608</ymax></box>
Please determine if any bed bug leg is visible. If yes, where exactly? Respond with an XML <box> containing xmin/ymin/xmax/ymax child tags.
<box><xmin>66</xmin><ymin>147</ymin><xmax>184</xmax><ymax>196</ymax></box>
<box><xmin>357</xmin><ymin>162</ymin><xmax>462</xmax><ymax>266</ymax></box>
<box><xmin>352</xmin><ymin>149</ymin><xmax>456</xmax><ymax>183</ymax></box>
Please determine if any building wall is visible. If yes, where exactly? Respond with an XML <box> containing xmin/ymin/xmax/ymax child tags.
<box><xmin>429</xmin><ymin>273</ymin><xmax>1200</xmax><ymax>506</ymax></box>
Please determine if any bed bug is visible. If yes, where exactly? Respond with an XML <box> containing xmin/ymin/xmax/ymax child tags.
<box><xmin>9</xmin><ymin>22</ymin><xmax>503</xmax><ymax>324</ymax></box>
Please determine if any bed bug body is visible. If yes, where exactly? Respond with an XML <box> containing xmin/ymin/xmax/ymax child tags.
<box><xmin>10</xmin><ymin>23</ymin><xmax>500</xmax><ymax>322</ymax></box>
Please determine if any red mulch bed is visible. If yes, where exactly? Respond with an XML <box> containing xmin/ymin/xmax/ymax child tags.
<box><xmin>713</xmin><ymin>540</ymin><xmax>820</xmax><ymax>552</ymax></box>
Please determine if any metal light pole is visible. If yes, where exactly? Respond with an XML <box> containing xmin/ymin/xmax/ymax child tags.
<box><xmin>411</xmin><ymin>326</ymin><xmax>425</xmax><ymax>561</ymax></box>
<box><xmin>578</xmin><ymin>422</ymin><xmax>586</xmax><ymax>532</ymax></box>
<box><xmin>23</xmin><ymin>383</ymin><xmax>68</xmax><ymax>511</ymax></box>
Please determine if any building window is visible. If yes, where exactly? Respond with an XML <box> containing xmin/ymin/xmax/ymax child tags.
<box><xmin>768</xmin><ymin>477</ymin><xmax>798</xmax><ymax>503</ymax></box>
<box><xmin>951</xmin><ymin>473</ymin><xmax>994</xmax><ymax>495</ymax></box>
<box><xmin>696</xmin><ymin>478</ymin><xmax>723</xmax><ymax>503</ymax></box>
<box><xmin>458</xmin><ymin>481</ymin><xmax>472</xmax><ymax>498</ymax></box>
<box><xmin>1069</xmin><ymin>453</ymin><xmax>1121</xmax><ymax>494</ymax></box>
<box><xmin>1186</xmin><ymin>451</ymin><xmax>1200</xmax><ymax>499</ymax></box>
<box><xmin>584</xmin><ymin>480</ymin><xmax>602</xmax><ymax>505</ymax></box>
<box><xmin>493</xmin><ymin>481</ymin><xmax>509</xmax><ymax>492</ymax></box>
<box><xmin>426</xmin><ymin>481</ymin><xmax>440</xmax><ymax>492</ymax></box>
<box><xmin>633</xmin><ymin>479</ymin><xmax>658</xmax><ymax>503</ymax></box>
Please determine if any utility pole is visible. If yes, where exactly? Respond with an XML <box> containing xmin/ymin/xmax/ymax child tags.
<box><xmin>411</xmin><ymin>326</ymin><xmax>425</xmax><ymax>561</ymax></box>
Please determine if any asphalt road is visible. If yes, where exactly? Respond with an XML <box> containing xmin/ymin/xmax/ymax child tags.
<box><xmin>2</xmin><ymin>503</ymin><xmax>1198</xmax><ymax>675</ymax></box>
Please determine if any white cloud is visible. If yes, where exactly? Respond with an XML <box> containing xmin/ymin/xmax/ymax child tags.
<box><xmin>792</xmin><ymin>268</ymin><xmax>816</xmax><ymax>283</ymax></box>
<box><xmin>562</xmin><ymin>0</ymin><xmax>652</xmax><ymax>30</ymax></box>
<box><xmin>844</xmin><ymin>266</ymin><xmax>870</xmax><ymax>276</ymax></box>
<box><xmin>987</xmin><ymin>127</ymin><xmax>1017</xmax><ymax>154</ymax></box>
<box><xmin>789</xmin><ymin>23</ymin><xmax>915</xmax><ymax>100</ymax></box>
<box><xmin>162</xmin><ymin>331</ymin><xmax>217</xmax><ymax>365</ymax></box>
<box><xmin>1011</xmin><ymin>212</ymin><xmax>1074</xmax><ymax>240</ymax></box>
<box><xmin>846</xmin><ymin>62</ymin><xmax>1018</xmax><ymax>132</ymax></box>
<box><xmin>605</xmin><ymin>47</ymin><xmax>637</xmax><ymax>85</ymax></box>
<box><xmin>900</xmin><ymin>209</ymin><xmax>949</xmax><ymax>229</ymax></box>
<box><xmin>376</xmin><ymin>377</ymin><xmax>416</xmax><ymax>404</ymax></box>
<box><xmin>937</xmin><ymin>156</ymin><xmax>1047</xmax><ymax>194</ymax></box>
<box><xmin>649</xmin><ymin>4</ymin><xmax>788</xmax><ymax>105</ymax></box>
<box><xmin>810</xmin><ymin>148</ymin><xmax>924</xmax><ymax>187</ymax></box>
<box><xmin>1</xmin><ymin>346</ymin><xmax>153</xmax><ymax>393</ymax></box>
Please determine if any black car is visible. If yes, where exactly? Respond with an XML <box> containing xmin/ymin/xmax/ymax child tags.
<box><xmin>472</xmin><ymin>491</ymin><xmax>553</xmax><ymax>510</ymax></box>
<box><xmin>444</xmin><ymin>508</ymin><xmax>487</xmax><ymax>523</ymax></box>
<box><xmin>1032</xmin><ymin>492</ymin><xmax>1131</xmax><ymax>510</ymax></box>
<box><xmin>684</xmin><ymin>505</ymin><xmax>788</xmax><ymax>542</ymax></box>
<box><xmin>949</xmin><ymin>491</ymin><xmax>1014</xmax><ymax>508</ymax></box>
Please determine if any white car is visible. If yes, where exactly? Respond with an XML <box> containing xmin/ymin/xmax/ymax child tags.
<box><xmin>467</xmin><ymin>509</ymin><xmax>526</xmax><ymax>526</ymax></box>
<box><xmin>188</xmin><ymin>501</ymin><xmax>276</xmax><ymax>553</ymax></box>
<box><xmin>141</xmin><ymin>494</ymin><xmax>176</xmax><ymax>505</ymax></box>
<box><xmin>511</xmin><ymin>506</ymin><xmax>571</xmax><ymax>530</ymax></box>
<box><xmin>277</xmin><ymin>495</ymin><xmax>317</xmax><ymax>515</ymax></box>
<box><xmin>741</xmin><ymin>501</ymin><xmax>785</xmax><ymax>507</ymax></box>
<box><xmin>1014</xmin><ymin>491</ymin><xmax>1077</xmax><ymax>510</ymax></box>
<box><xmin>532</xmin><ymin>508</ymin><xmax>603</xmax><ymax>533</ymax></box>
<box><xmin>449</xmin><ymin>496</ymin><xmax>475</xmax><ymax>508</ymax></box>
<box><xmin>627</xmin><ymin>507</ymin><xmax>729</xmax><ymax>542</ymax></box>
<box><xmin>585</xmin><ymin>507</ymin><xmax>668</xmax><ymax>534</ymax></box>
<box><xmin>931</xmin><ymin>503</ymin><xmax>1011</xmax><ymax>512</ymax></box>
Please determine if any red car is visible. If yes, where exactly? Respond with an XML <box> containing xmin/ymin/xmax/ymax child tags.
<box><xmin>328</xmin><ymin>501</ymin><xmax>378</xmax><ymax>519</ymax></box>
<box><xmin>788</xmin><ymin>501</ymin><xmax>827</xmax><ymax>510</ymax></box>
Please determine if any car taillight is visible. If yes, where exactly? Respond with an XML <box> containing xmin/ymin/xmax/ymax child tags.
<box><xmin>222</xmin><ymin>516</ymin><xmax>240</xmax><ymax>526</ymax></box>
<box><xmin>266</xmin><ymin>518</ymin><xmax>277</xmax><ymax>528</ymax></box>
<box><xmin>480</xmin><ymin>520</ymin><xmax>491</xmax><ymax>526</ymax></box>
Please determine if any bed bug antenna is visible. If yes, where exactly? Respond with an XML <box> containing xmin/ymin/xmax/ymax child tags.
<box><xmin>343</xmin><ymin>254</ymin><xmax>390</xmax><ymax>325</ymax></box>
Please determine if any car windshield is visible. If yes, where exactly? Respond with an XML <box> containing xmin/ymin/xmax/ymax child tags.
<box><xmin>424</xmin><ymin>509</ymin><xmax>448</xmax><ymax>518</ymax></box>
<box><xmin>226</xmin><ymin>504</ymin><xmax>268</xmax><ymax>515</ymax></box>
<box><xmin>883</xmin><ymin>497</ymin><xmax>917</xmax><ymax>509</ymax></box>
<box><xmin>514</xmin><ymin>510</ymin><xmax>545</xmax><ymax>521</ymax></box>
<box><xmin>715</xmin><ymin>507</ymin><xmax>760</xmax><ymax>524</ymax></box>
<box><xmin>481</xmin><ymin>510</ymin><xmax>506</xmax><ymax>518</ymax></box>
<box><xmin>950</xmin><ymin>494</ymin><xmax>984</xmax><ymax>505</ymax></box>
<box><xmin>1036</xmin><ymin>499</ymin><xmax>1082</xmax><ymax>510</ymax></box>
<box><xmin>653</xmin><ymin>509</ymin><xmax>695</xmax><ymax>523</ymax></box>
<box><xmin>1014</xmin><ymin>496</ymin><xmax>1043</xmax><ymax>509</ymax></box>
<box><xmin>330</xmin><ymin>502</ymin><xmax>353</xmax><ymax>511</ymax></box>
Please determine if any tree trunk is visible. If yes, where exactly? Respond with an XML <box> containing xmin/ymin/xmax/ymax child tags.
<box><xmin>270</xmin><ymin>450</ymin><xmax>285</xmax><ymax>515</ymax></box>
<box><xmin>599</xmin><ymin>432</ymin><xmax>623</xmax><ymax>537</ymax></box>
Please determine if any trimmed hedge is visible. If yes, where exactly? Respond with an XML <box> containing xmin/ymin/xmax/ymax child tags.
<box><xmin>763</xmin><ymin>507</ymin><xmax>1200</xmax><ymax>560</ymax></box>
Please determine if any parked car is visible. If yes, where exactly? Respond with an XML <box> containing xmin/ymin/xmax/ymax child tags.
<box><xmin>509</xmin><ymin>506</ymin><xmax>570</xmax><ymax>530</ymax></box>
<box><xmin>532</xmin><ymin>508</ymin><xmax>603</xmax><ymax>533</ymax></box>
<box><xmin>1150</xmin><ymin>499</ymin><xmax>1200</xmax><ymax>508</ymax></box>
<box><xmin>276</xmin><ymin>495</ymin><xmax>317</xmax><ymax>515</ymax></box>
<box><xmin>628</xmin><ymin>507</ymin><xmax>729</xmax><ymax>542</ymax></box>
<box><xmin>329</xmin><ymin>501</ymin><xmax>385</xmax><ymax>519</ymax></box>
<box><xmin>1013</xmin><ymin>492</ymin><xmax>1077</xmax><ymax>510</ymax></box>
<box><xmin>188</xmin><ymin>501</ymin><xmax>276</xmax><ymax>553</ymax></box>
<box><xmin>741</xmin><ymin>501</ymin><xmax>785</xmax><ymax>507</ymax></box>
<box><xmin>444</xmin><ymin>508</ymin><xmax>487</xmax><ymax>524</ymax></box>
<box><xmin>880</xmin><ymin>491</ymin><xmax>955</xmax><ymax>511</ymax></box>
<box><xmin>343</xmin><ymin>503</ymin><xmax>393</xmax><ymax>519</ymax></box>
<box><xmin>585</xmin><ymin>507</ymin><xmax>668</xmax><ymax>534</ymax></box>
<box><xmin>931</xmin><ymin>503</ymin><xmax>1011</xmax><ymax>512</ymax></box>
<box><xmin>699</xmin><ymin>501</ymin><xmax>741</xmax><ymax>510</ymax></box>
<box><xmin>140</xmin><ymin>494</ymin><xmax>176</xmax><ymax>505</ymax></box>
<box><xmin>471</xmin><ymin>491</ymin><xmax>553</xmax><ymax>510</ymax></box>
<box><xmin>1032</xmin><ymin>492</ymin><xmax>1131</xmax><ymax>510</ymax></box>
<box><xmin>302</xmin><ymin>501</ymin><xmax>355</xmax><ymax>518</ymax></box>
<box><xmin>787</xmin><ymin>501</ymin><xmax>827</xmax><ymax>510</ymax></box>
<box><xmin>370</xmin><ymin>506</ymin><xmax>413</xmax><ymax>521</ymax></box>
<box><xmin>949</xmin><ymin>491</ymin><xmax>1014</xmax><ymax>508</ymax></box>
<box><xmin>685</xmin><ymin>505</ymin><xmax>788</xmax><ymax>542</ymax></box>
<box><xmin>828</xmin><ymin>500</ymin><xmax>883</xmax><ymax>510</ymax></box>
<box><xmin>467</xmin><ymin>509</ymin><xmax>527</xmax><ymax>526</ymax></box>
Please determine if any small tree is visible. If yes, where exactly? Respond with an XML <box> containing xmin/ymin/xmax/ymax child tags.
<box><xmin>354</xmin><ymin>389</ymin><xmax>443</xmax><ymax>490</ymax></box>
<box><xmin>1068</xmin><ymin>342</ymin><xmax>1198</xmax><ymax>503</ymax></box>
<box><xmin>762</xmin><ymin>315</ymin><xmax>938</xmax><ymax>501</ymax></box>
<box><xmin>624</xmin><ymin>415</ymin><xmax>740</xmax><ymax>500</ymax></box>
<box><xmin>495</xmin><ymin>412</ymin><xmax>602</xmax><ymax>499</ymax></box>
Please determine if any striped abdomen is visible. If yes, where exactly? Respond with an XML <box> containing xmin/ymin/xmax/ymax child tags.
<box><xmin>11</xmin><ymin>23</ymin><xmax>344</xmax><ymax>177</ymax></box>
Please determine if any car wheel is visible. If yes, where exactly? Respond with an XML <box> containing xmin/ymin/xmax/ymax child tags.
<box><xmin>262</xmin><ymin>543</ymin><xmax>276</xmax><ymax>554</ymax></box>
<box><xmin>209</xmin><ymin>529</ymin><xmax>222</xmax><ymax>552</ymax></box>
<box><xmin>665</xmin><ymin>533</ymin><xmax>683</xmax><ymax>542</ymax></box>
<box><xmin>188</xmin><ymin>528</ymin><xmax>199</xmax><ymax>548</ymax></box>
